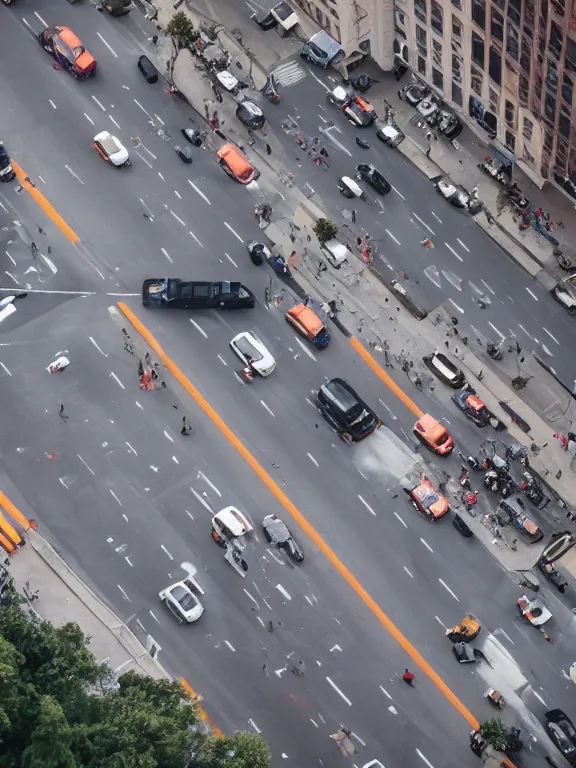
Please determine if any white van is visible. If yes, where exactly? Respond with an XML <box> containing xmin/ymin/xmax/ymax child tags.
<box><xmin>320</xmin><ymin>238</ymin><xmax>349</xmax><ymax>269</ymax></box>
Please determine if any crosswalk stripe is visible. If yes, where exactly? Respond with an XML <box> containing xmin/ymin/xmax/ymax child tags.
<box><xmin>272</xmin><ymin>61</ymin><xmax>307</xmax><ymax>88</ymax></box>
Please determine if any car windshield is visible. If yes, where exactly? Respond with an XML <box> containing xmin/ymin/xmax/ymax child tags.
<box><xmin>267</xmin><ymin>519</ymin><xmax>290</xmax><ymax>542</ymax></box>
<box><xmin>324</xmin><ymin>380</ymin><xmax>359</xmax><ymax>413</ymax></box>
<box><xmin>171</xmin><ymin>585</ymin><xmax>196</xmax><ymax>612</ymax></box>
<box><xmin>273</xmin><ymin>2</ymin><xmax>293</xmax><ymax>20</ymax></box>
<box><xmin>236</xmin><ymin>336</ymin><xmax>263</xmax><ymax>362</ymax></box>
<box><xmin>219</xmin><ymin>281</ymin><xmax>231</xmax><ymax>295</ymax></box>
<box><xmin>243</xmin><ymin>102</ymin><xmax>263</xmax><ymax>117</ymax></box>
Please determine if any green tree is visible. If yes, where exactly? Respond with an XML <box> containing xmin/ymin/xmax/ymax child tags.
<box><xmin>313</xmin><ymin>218</ymin><xmax>338</xmax><ymax>245</ymax></box>
<box><xmin>165</xmin><ymin>12</ymin><xmax>199</xmax><ymax>53</ymax></box>
<box><xmin>21</xmin><ymin>696</ymin><xmax>77</xmax><ymax>768</ymax></box>
<box><xmin>193</xmin><ymin>732</ymin><xmax>271</xmax><ymax>768</ymax></box>
<box><xmin>478</xmin><ymin>718</ymin><xmax>513</xmax><ymax>752</ymax></box>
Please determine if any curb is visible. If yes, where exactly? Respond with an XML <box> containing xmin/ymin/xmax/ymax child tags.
<box><xmin>369</xmin><ymin>268</ymin><xmax>428</xmax><ymax>320</ymax></box>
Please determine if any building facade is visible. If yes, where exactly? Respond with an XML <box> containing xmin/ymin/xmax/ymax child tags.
<box><xmin>291</xmin><ymin>0</ymin><xmax>396</xmax><ymax>71</ymax></box>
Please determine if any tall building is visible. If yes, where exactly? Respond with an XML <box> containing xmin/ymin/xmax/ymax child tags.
<box><xmin>293</xmin><ymin>0</ymin><xmax>576</xmax><ymax>200</ymax></box>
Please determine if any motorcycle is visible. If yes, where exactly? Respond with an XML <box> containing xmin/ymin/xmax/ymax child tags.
<box><xmin>351</xmin><ymin>74</ymin><xmax>379</xmax><ymax>92</ymax></box>
<box><xmin>486</xmin><ymin>341</ymin><xmax>503</xmax><ymax>360</ymax></box>
<box><xmin>506</xmin><ymin>184</ymin><xmax>530</xmax><ymax>211</ymax></box>
<box><xmin>500</xmin><ymin>476</ymin><xmax>516</xmax><ymax>498</ymax></box>
<box><xmin>268</xmin><ymin>254</ymin><xmax>291</xmax><ymax>278</ymax></box>
<box><xmin>211</xmin><ymin>82</ymin><xmax>223</xmax><ymax>103</ymax></box>
<box><xmin>356</xmin><ymin>137</ymin><xmax>371</xmax><ymax>149</ymax></box>
<box><xmin>261</xmin><ymin>73</ymin><xmax>280</xmax><ymax>104</ymax></box>
<box><xmin>483</xmin><ymin>469</ymin><xmax>501</xmax><ymax>492</ymax></box>
<box><xmin>167</xmin><ymin>85</ymin><xmax>187</xmax><ymax>102</ymax></box>
<box><xmin>181</xmin><ymin>127</ymin><xmax>206</xmax><ymax>147</ymax></box>
<box><xmin>554</xmin><ymin>248</ymin><xmax>575</xmax><ymax>271</ymax></box>
<box><xmin>520</xmin><ymin>471</ymin><xmax>544</xmax><ymax>504</ymax></box>
<box><xmin>174</xmin><ymin>145</ymin><xmax>193</xmax><ymax>164</ymax></box>
<box><xmin>538</xmin><ymin>557</ymin><xmax>568</xmax><ymax>593</ymax></box>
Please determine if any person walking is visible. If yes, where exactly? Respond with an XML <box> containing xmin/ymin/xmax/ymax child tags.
<box><xmin>181</xmin><ymin>416</ymin><xmax>192</xmax><ymax>436</ymax></box>
<box><xmin>403</xmin><ymin>669</ymin><xmax>416</xmax><ymax>686</ymax></box>
<box><xmin>59</xmin><ymin>404</ymin><xmax>68</xmax><ymax>423</ymax></box>
<box><xmin>420</xmin><ymin>237</ymin><xmax>434</xmax><ymax>248</ymax></box>
<box><xmin>351</xmin><ymin>209</ymin><xmax>357</xmax><ymax>224</ymax></box>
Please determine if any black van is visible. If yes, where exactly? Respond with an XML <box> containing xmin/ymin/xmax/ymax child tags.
<box><xmin>138</xmin><ymin>55</ymin><xmax>159</xmax><ymax>84</ymax></box>
<box><xmin>316</xmin><ymin>377</ymin><xmax>381</xmax><ymax>444</ymax></box>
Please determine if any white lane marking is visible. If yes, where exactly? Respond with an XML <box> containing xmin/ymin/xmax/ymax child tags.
<box><xmin>276</xmin><ymin>584</ymin><xmax>291</xmax><ymax>600</ymax></box>
<box><xmin>158</xmin><ymin>172</ymin><xmax>165</xmax><ymax>181</ymax></box>
<box><xmin>170</xmin><ymin>210</ymin><xmax>186</xmax><ymax>227</ymax></box>
<box><xmin>532</xmin><ymin>690</ymin><xmax>547</xmax><ymax>707</ymax></box>
<box><xmin>0</xmin><ymin>362</ymin><xmax>11</xmax><ymax>376</ymax></box>
<box><xmin>110</xmin><ymin>490</ymin><xmax>122</xmax><ymax>506</ymax></box>
<box><xmin>189</xmin><ymin>230</ymin><xmax>204</xmax><ymax>247</ymax></box>
<box><xmin>412</xmin><ymin>212</ymin><xmax>435</xmax><ymax>236</ymax></box>
<box><xmin>41</xmin><ymin>254</ymin><xmax>57</xmax><ymax>274</ymax></box>
<box><xmin>217</xmin><ymin>354</ymin><xmax>227</xmax><ymax>366</ymax></box>
<box><xmin>126</xmin><ymin>441</ymin><xmax>137</xmax><ymax>455</ymax></box>
<box><xmin>125</xmin><ymin>556</ymin><xmax>133</xmax><ymax>567</ymax></box>
<box><xmin>5</xmin><ymin>251</ymin><xmax>16</xmax><ymax>267</ymax></box>
<box><xmin>488</xmin><ymin>321</ymin><xmax>505</xmax><ymax>339</ymax></box>
<box><xmin>248</xmin><ymin>718</ymin><xmax>261</xmax><ymax>733</ymax></box>
<box><xmin>174</xmin><ymin>190</ymin><xmax>182</xmax><ymax>200</ymax></box>
<box><xmin>508</xmin><ymin>328</ymin><xmax>516</xmax><ymax>338</ymax></box>
<box><xmin>320</xmin><ymin>128</ymin><xmax>352</xmax><ymax>156</ymax></box>
<box><xmin>543</xmin><ymin>327</ymin><xmax>560</xmax><ymax>345</ymax></box>
<box><xmin>351</xmin><ymin>732</ymin><xmax>366</xmax><ymax>747</ymax></box>
<box><xmin>481</xmin><ymin>279</ymin><xmax>495</xmax><ymax>294</ymax></box>
<box><xmin>224</xmin><ymin>222</ymin><xmax>244</xmax><ymax>242</ymax></box>
<box><xmin>358</xmin><ymin>495</ymin><xmax>376</xmax><ymax>516</ymax></box>
<box><xmin>160</xmin><ymin>544</ymin><xmax>174</xmax><ymax>560</ymax></box>
<box><xmin>431</xmin><ymin>211</ymin><xmax>442</xmax><ymax>223</ymax></box>
<box><xmin>198</xmin><ymin>470</ymin><xmax>221</xmax><ymax>497</ymax></box>
<box><xmin>307</xmin><ymin>68</ymin><xmax>332</xmax><ymax>91</ymax></box>
<box><xmin>438</xmin><ymin>578</ymin><xmax>460</xmax><ymax>601</ymax></box>
<box><xmin>416</xmin><ymin>749</ymin><xmax>435</xmax><ymax>768</ymax></box>
<box><xmin>49</xmin><ymin>99</ymin><xmax>57</xmax><ymax>109</ymax></box>
<box><xmin>136</xmin><ymin>153</ymin><xmax>153</xmax><ymax>169</ymax></box>
<box><xmin>295</xmin><ymin>336</ymin><xmax>317</xmax><ymax>361</ymax></box>
<box><xmin>420</xmin><ymin>538</ymin><xmax>434</xmax><ymax>553</ymax></box>
<box><xmin>91</xmin><ymin>95</ymin><xmax>106</xmax><ymax>112</ymax></box>
<box><xmin>34</xmin><ymin>10</ymin><xmax>48</xmax><ymax>25</ymax></box>
<box><xmin>190</xmin><ymin>486</ymin><xmax>214</xmax><ymax>513</ymax></box>
<box><xmin>326</xmin><ymin>676</ymin><xmax>352</xmax><ymax>706</ymax></box>
<box><xmin>149</xmin><ymin>609</ymin><xmax>161</xmax><ymax>624</ymax></box>
<box><xmin>518</xmin><ymin>324</ymin><xmax>533</xmax><ymax>339</ymax></box>
<box><xmin>189</xmin><ymin>318</ymin><xmax>207</xmax><ymax>338</ymax></box>
<box><xmin>161</xmin><ymin>247</ymin><xmax>173</xmax><ymax>263</ymax></box>
<box><xmin>526</xmin><ymin>287</ymin><xmax>539</xmax><ymax>301</ymax></box>
<box><xmin>507</xmin><ymin>294</ymin><xmax>514</xmax><ymax>303</ymax></box>
<box><xmin>394</xmin><ymin>511</ymin><xmax>407</xmax><ymax>528</ymax></box>
<box><xmin>188</xmin><ymin>179</ymin><xmax>211</xmax><ymax>205</ymax></box>
<box><xmin>5</xmin><ymin>272</ymin><xmax>19</xmax><ymax>285</ymax></box>
<box><xmin>380</xmin><ymin>685</ymin><xmax>393</xmax><ymax>699</ymax></box>
<box><xmin>110</xmin><ymin>371</ymin><xmax>125</xmax><ymax>389</ymax></box>
<box><xmin>89</xmin><ymin>336</ymin><xmax>108</xmax><ymax>356</ymax></box>
<box><xmin>109</xmin><ymin>115</ymin><xmax>121</xmax><ymax>130</ymax></box>
<box><xmin>448</xmin><ymin>298</ymin><xmax>464</xmax><ymax>314</ymax></box>
<box><xmin>435</xmin><ymin>615</ymin><xmax>447</xmax><ymax>629</ymax></box>
<box><xmin>403</xmin><ymin>566</ymin><xmax>414</xmax><ymax>578</ymax></box>
<box><xmin>133</xmin><ymin>98</ymin><xmax>153</xmax><ymax>119</ymax></box>
<box><xmin>378</xmin><ymin>399</ymin><xmax>398</xmax><ymax>421</ymax></box>
<box><xmin>541</xmin><ymin>343</ymin><xmax>554</xmax><ymax>357</ymax></box>
<box><xmin>260</xmin><ymin>400</ymin><xmax>275</xmax><ymax>417</ymax></box>
<box><xmin>154</xmin><ymin>114</ymin><xmax>164</xmax><ymax>126</ymax></box>
<box><xmin>64</xmin><ymin>165</ymin><xmax>85</xmax><ymax>185</ymax></box>
<box><xmin>457</xmin><ymin>238</ymin><xmax>470</xmax><ymax>252</ymax></box>
<box><xmin>84</xmin><ymin>112</ymin><xmax>95</xmax><ymax>125</ymax></box>
<box><xmin>97</xmin><ymin>32</ymin><xmax>118</xmax><ymax>58</ymax></box>
<box><xmin>445</xmin><ymin>242</ymin><xmax>463</xmax><ymax>262</ymax></box>
<box><xmin>391</xmin><ymin>185</ymin><xmax>405</xmax><ymax>200</ymax></box>
<box><xmin>386</xmin><ymin>229</ymin><xmax>401</xmax><ymax>246</ymax></box>
<box><xmin>307</xmin><ymin>453</ymin><xmax>319</xmax><ymax>466</ymax></box>
<box><xmin>117</xmin><ymin>585</ymin><xmax>131</xmax><ymax>602</ymax></box>
<box><xmin>163</xmin><ymin>430</ymin><xmax>175</xmax><ymax>443</ymax></box>
<box><xmin>224</xmin><ymin>252</ymin><xmax>238</xmax><ymax>268</ymax></box>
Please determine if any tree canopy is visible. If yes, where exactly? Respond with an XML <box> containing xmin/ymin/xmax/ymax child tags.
<box><xmin>0</xmin><ymin>598</ymin><xmax>270</xmax><ymax>768</ymax></box>
<box><xmin>164</xmin><ymin>12</ymin><xmax>200</xmax><ymax>52</ymax></box>
<box><xmin>313</xmin><ymin>218</ymin><xmax>338</xmax><ymax>244</ymax></box>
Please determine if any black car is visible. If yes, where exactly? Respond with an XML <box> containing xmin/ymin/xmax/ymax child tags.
<box><xmin>142</xmin><ymin>279</ymin><xmax>255</xmax><ymax>309</ymax></box>
<box><xmin>436</xmin><ymin>110</ymin><xmax>463</xmax><ymax>139</ymax></box>
<box><xmin>545</xmin><ymin>710</ymin><xmax>576</xmax><ymax>763</ymax></box>
<box><xmin>262</xmin><ymin>514</ymin><xmax>304</xmax><ymax>562</ymax></box>
<box><xmin>236</xmin><ymin>101</ymin><xmax>265</xmax><ymax>130</ymax></box>
<box><xmin>316</xmin><ymin>377</ymin><xmax>381</xmax><ymax>444</ymax></box>
<box><xmin>398</xmin><ymin>82</ymin><xmax>429</xmax><ymax>106</ymax></box>
<box><xmin>451</xmin><ymin>390</ymin><xmax>490</xmax><ymax>427</ymax></box>
<box><xmin>355</xmin><ymin>164</ymin><xmax>391</xmax><ymax>195</ymax></box>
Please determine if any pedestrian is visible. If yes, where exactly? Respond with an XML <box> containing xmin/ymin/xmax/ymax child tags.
<box><xmin>425</xmin><ymin>141</ymin><xmax>432</xmax><ymax>158</ymax></box>
<box><xmin>181</xmin><ymin>416</ymin><xmax>192</xmax><ymax>436</ymax></box>
<box><xmin>148</xmin><ymin>34</ymin><xmax>159</xmax><ymax>46</ymax></box>
<box><xmin>403</xmin><ymin>669</ymin><xmax>416</xmax><ymax>686</ymax></box>
<box><xmin>471</xmin><ymin>184</ymin><xmax>479</xmax><ymax>199</ymax></box>
<box><xmin>317</xmin><ymin>260</ymin><xmax>327</xmax><ymax>277</ymax></box>
<box><xmin>351</xmin><ymin>209</ymin><xmax>357</xmax><ymax>224</ymax></box>
<box><xmin>59</xmin><ymin>404</ymin><xmax>68</xmax><ymax>423</ymax></box>
<box><xmin>420</xmin><ymin>237</ymin><xmax>434</xmax><ymax>248</ymax></box>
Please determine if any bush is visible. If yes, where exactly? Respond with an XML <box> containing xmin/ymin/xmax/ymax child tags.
<box><xmin>313</xmin><ymin>218</ymin><xmax>338</xmax><ymax>245</ymax></box>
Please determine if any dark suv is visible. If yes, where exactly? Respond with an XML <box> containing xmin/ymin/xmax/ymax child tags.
<box><xmin>316</xmin><ymin>377</ymin><xmax>381</xmax><ymax>444</ymax></box>
<box><xmin>355</xmin><ymin>164</ymin><xmax>391</xmax><ymax>196</ymax></box>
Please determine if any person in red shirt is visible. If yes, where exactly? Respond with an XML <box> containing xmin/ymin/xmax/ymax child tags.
<box><xmin>403</xmin><ymin>669</ymin><xmax>416</xmax><ymax>686</ymax></box>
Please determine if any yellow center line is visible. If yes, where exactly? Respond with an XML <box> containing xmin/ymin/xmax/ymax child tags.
<box><xmin>0</xmin><ymin>491</ymin><xmax>30</xmax><ymax>530</ymax></box>
<box><xmin>118</xmin><ymin>302</ymin><xmax>480</xmax><ymax>733</ymax></box>
<box><xmin>11</xmin><ymin>161</ymin><xmax>80</xmax><ymax>245</ymax></box>
<box><xmin>180</xmin><ymin>678</ymin><xmax>223</xmax><ymax>737</ymax></box>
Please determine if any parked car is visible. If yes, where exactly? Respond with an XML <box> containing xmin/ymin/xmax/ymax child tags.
<box><xmin>236</xmin><ymin>101</ymin><xmax>265</xmax><ymax>130</ymax></box>
<box><xmin>100</xmin><ymin>0</ymin><xmax>133</xmax><ymax>14</ymax></box>
<box><xmin>398</xmin><ymin>82</ymin><xmax>429</xmax><ymax>106</ymax></box>
<box><xmin>230</xmin><ymin>331</ymin><xmax>276</xmax><ymax>376</ymax></box>
<box><xmin>316</xmin><ymin>377</ymin><xmax>381</xmax><ymax>444</ymax></box>
<box><xmin>142</xmin><ymin>279</ymin><xmax>255</xmax><ymax>309</ymax></box>
<box><xmin>93</xmin><ymin>131</ymin><xmax>130</xmax><ymax>167</ymax></box>
<box><xmin>498</xmin><ymin>498</ymin><xmax>543</xmax><ymax>542</ymax></box>
<box><xmin>159</xmin><ymin>576</ymin><xmax>205</xmax><ymax>623</ymax></box>
<box><xmin>422</xmin><ymin>351</ymin><xmax>466</xmax><ymax>388</ymax></box>
<box><xmin>285</xmin><ymin>304</ymin><xmax>330</xmax><ymax>349</ymax></box>
<box><xmin>406</xmin><ymin>475</ymin><xmax>450</xmax><ymax>520</ymax></box>
<box><xmin>300</xmin><ymin>31</ymin><xmax>345</xmax><ymax>69</ymax></box>
<box><xmin>376</xmin><ymin>123</ymin><xmax>405</xmax><ymax>147</ymax></box>
<box><xmin>437</xmin><ymin>110</ymin><xmax>463</xmax><ymax>139</ymax></box>
<box><xmin>262</xmin><ymin>514</ymin><xmax>304</xmax><ymax>562</ymax></box>
<box><xmin>413</xmin><ymin>414</ymin><xmax>454</xmax><ymax>455</ymax></box>
<box><xmin>436</xmin><ymin>178</ymin><xmax>470</xmax><ymax>209</ymax></box>
<box><xmin>137</xmin><ymin>54</ymin><xmax>158</xmax><ymax>83</ymax></box>
<box><xmin>38</xmin><ymin>26</ymin><xmax>96</xmax><ymax>79</ymax></box>
<box><xmin>552</xmin><ymin>279</ymin><xmax>576</xmax><ymax>315</ymax></box>
<box><xmin>416</xmin><ymin>94</ymin><xmax>441</xmax><ymax>120</ymax></box>
<box><xmin>355</xmin><ymin>164</ymin><xmax>391</xmax><ymax>195</ymax></box>
<box><xmin>451</xmin><ymin>390</ymin><xmax>490</xmax><ymax>426</ymax></box>
<box><xmin>544</xmin><ymin>709</ymin><xmax>576</xmax><ymax>763</ymax></box>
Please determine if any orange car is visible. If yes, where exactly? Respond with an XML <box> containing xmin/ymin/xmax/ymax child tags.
<box><xmin>413</xmin><ymin>413</ymin><xmax>454</xmax><ymax>455</ymax></box>
<box><xmin>38</xmin><ymin>26</ymin><xmax>97</xmax><ymax>79</ymax></box>
<box><xmin>407</xmin><ymin>475</ymin><xmax>450</xmax><ymax>521</ymax></box>
<box><xmin>285</xmin><ymin>304</ymin><xmax>330</xmax><ymax>349</ymax></box>
<box><xmin>217</xmin><ymin>144</ymin><xmax>255</xmax><ymax>184</ymax></box>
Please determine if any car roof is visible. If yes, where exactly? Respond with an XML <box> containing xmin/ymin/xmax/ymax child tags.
<box><xmin>232</xmin><ymin>330</ymin><xmax>265</xmax><ymax>352</ymax></box>
<box><xmin>466</xmin><ymin>394</ymin><xmax>486</xmax><ymax>410</ymax></box>
<box><xmin>417</xmin><ymin>413</ymin><xmax>445</xmax><ymax>436</ymax></box>
<box><xmin>56</xmin><ymin>26</ymin><xmax>83</xmax><ymax>47</ymax></box>
<box><xmin>287</xmin><ymin>304</ymin><xmax>324</xmax><ymax>334</ymax></box>
<box><xmin>322</xmin><ymin>378</ymin><xmax>360</xmax><ymax>411</ymax></box>
<box><xmin>214</xmin><ymin>506</ymin><xmax>252</xmax><ymax>536</ymax></box>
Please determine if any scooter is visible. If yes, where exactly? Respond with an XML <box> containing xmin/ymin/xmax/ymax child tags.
<box><xmin>483</xmin><ymin>469</ymin><xmax>501</xmax><ymax>492</ymax></box>
<box><xmin>268</xmin><ymin>254</ymin><xmax>291</xmax><ymax>278</ymax></box>
<box><xmin>486</xmin><ymin>341</ymin><xmax>503</xmax><ymax>360</ymax></box>
<box><xmin>262</xmin><ymin>73</ymin><xmax>280</xmax><ymax>104</ymax></box>
<box><xmin>554</xmin><ymin>248</ymin><xmax>575</xmax><ymax>271</ymax></box>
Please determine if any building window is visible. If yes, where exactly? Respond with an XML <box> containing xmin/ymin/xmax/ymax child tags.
<box><xmin>489</xmin><ymin>46</ymin><xmax>502</xmax><ymax>84</ymax></box>
<box><xmin>551</xmin><ymin>0</ymin><xmax>565</xmax><ymax>18</ymax></box>
<box><xmin>545</xmin><ymin>91</ymin><xmax>557</xmax><ymax>121</ymax></box>
<box><xmin>567</xmin><ymin>38</ymin><xmax>576</xmax><ymax>74</ymax></box>
<box><xmin>556</xmin><ymin>139</ymin><xmax>568</xmax><ymax>167</ymax></box>
<box><xmin>504</xmin><ymin>99</ymin><xmax>516</xmax><ymax>127</ymax></box>
<box><xmin>431</xmin><ymin>0</ymin><xmax>443</xmax><ymax>34</ymax></box>
<box><xmin>452</xmin><ymin>15</ymin><xmax>462</xmax><ymax>36</ymax></box>
<box><xmin>547</xmin><ymin>59</ymin><xmax>558</xmax><ymax>92</ymax></box>
<box><xmin>523</xmin><ymin>145</ymin><xmax>535</xmax><ymax>166</ymax></box>
<box><xmin>549</xmin><ymin>21</ymin><xmax>563</xmax><ymax>60</ymax></box>
<box><xmin>507</xmin><ymin>0</ymin><xmax>521</xmax><ymax>25</ymax></box>
<box><xmin>396</xmin><ymin>26</ymin><xmax>407</xmax><ymax>39</ymax></box>
<box><xmin>489</xmin><ymin>86</ymin><xmax>499</xmax><ymax>111</ymax></box>
<box><xmin>396</xmin><ymin>9</ymin><xmax>406</xmax><ymax>25</ymax></box>
<box><xmin>418</xmin><ymin>55</ymin><xmax>427</xmax><ymax>74</ymax></box>
<box><xmin>414</xmin><ymin>0</ymin><xmax>427</xmax><ymax>23</ymax></box>
<box><xmin>506</xmin><ymin>23</ymin><xmax>519</xmax><ymax>59</ymax></box>
<box><xmin>452</xmin><ymin>53</ymin><xmax>462</xmax><ymax>83</ymax></box>
<box><xmin>452</xmin><ymin>82</ymin><xmax>463</xmax><ymax>105</ymax></box>
<box><xmin>416</xmin><ymin>25</ymin><xmax>427</xmax><ymax>56</ymax></box>
<box><xmin>491</xmin><ymin>9</ymin><xmax>504</xmax><ymax>41</ymax></box>
<box><xmin>544</xmin><ymin>130</ymin><xmax>554</xmax><ymax>151</ymax></box>
<box><xmin>432</xmin><ymin>39</ymin><xmax>443</xmax><ymax>67</ymax></box>
<box><xmin>472</xmin><ymin>0</ymin><xmax>486</xmax><ymax>28</ymax></box>
<box><xmin>505</xmin><ymin>131</ymin><xmax>516</xmax><ymax>152</ymax></box>
<box><xmin>451</xmin><ymin>0</ymin><xmax>462</xmax><ymax>8</ymax></box>
<box><xmin>563</xmin><ymin>74</ymin><xmax>573</xmax><ymax>105</ymax></box>
<box><xmin>493</xmin><ymin>0</ymin><xmax>505</xmax><ymax>8</ymax></box>
<box><xmin>472</xmin><ymin>32</ymin><xmax>485</xmax><ymax>67</ymax></box>
<box><xmin>520</xmin><ymin>38</ymin><xmax>531</xmax><ymax>76</ymax></box>
<box><xmin>559</xmin><ymin>112</ymin><xmax>571</xmax><ymax>139</ymax></box>
<box><xmin>471</xmin><ymin>66</ymin><xmax>483</xmax><ymax>95</ymax></box>
<box><xmin>432</xmin><ymin>67</ymin><xmax>444</xmax><ymax>91</ymax></box>
<box><xmin>522</xmin><ymin>117</ymin><xmax>533</xmax><ymax>140</ymax></box>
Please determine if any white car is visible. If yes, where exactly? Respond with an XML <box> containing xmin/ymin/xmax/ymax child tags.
<box><xmin>230</xmin><ymin>331</ymin><xmax>276</xmax><ymax>376</ymax></box>
<box><xmin>93</xmin><ymin>130</ymin><xmax>130</xmax><ymax>167</ymax></box>
<box><xmin>159</xmin><ymin>576</ymin><xmax>205</xmax><ymax>623</ymax></box>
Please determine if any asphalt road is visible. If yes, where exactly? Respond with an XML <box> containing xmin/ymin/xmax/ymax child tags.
<box><xmin>0</xmin><ymin>4</ymin><xmax>575</xmax><ymax>768</ymax></box>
